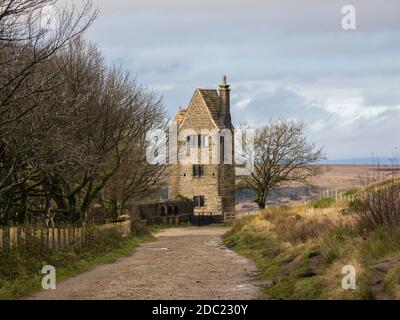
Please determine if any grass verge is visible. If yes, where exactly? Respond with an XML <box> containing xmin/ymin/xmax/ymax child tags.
<box><xmin>0</xmin><ymin>231</ymin><xmax>154</xmax><ymax>300</ymax></box>
<box><xmin>224</xmin><ymin>206</ymin><xmax>400</xmax><ymax>300</ymax></box>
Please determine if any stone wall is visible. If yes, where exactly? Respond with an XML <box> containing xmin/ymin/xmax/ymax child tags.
<box><xmin>129</xmin><ymin>200</ymin><xmax>194</xmax><ymax>227</ymax></box>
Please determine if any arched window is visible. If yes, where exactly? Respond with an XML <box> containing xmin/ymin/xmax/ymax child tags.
<box><xmin>160</xmin><ymin>206</ymin><xmax>166</xmax><ymax>216</ymax></box>
<box><xmin>174</xmin><ymin>206</ymin><xmax>179</xmax><ymax>215</ymax></box>
<box><xmin>167</xmin><ymin>206</ymin><xmax>173</xmax><ymax>215</ymax></box>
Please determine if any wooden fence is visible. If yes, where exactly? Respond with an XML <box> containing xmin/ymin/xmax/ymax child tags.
<box><xmin>0</xmin><ymin>220</ymin><xmax>130</xmax><ymax>252</ymax></box>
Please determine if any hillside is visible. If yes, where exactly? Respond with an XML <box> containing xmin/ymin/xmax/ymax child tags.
<box><xmin>225</xmin><ymin>198</ymin><xmax>400</xmax><ymax>300</ymax></box>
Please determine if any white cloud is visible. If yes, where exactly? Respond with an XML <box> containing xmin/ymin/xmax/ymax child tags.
<box><xmin>234</xmin><ymin>97</ymin><xmax>251</xmax><ymax>110</ymax></box>
<box><xmin>82</xmin><ymin>0</ymin><xmax>400</xmax><ymax>159</ymax></box>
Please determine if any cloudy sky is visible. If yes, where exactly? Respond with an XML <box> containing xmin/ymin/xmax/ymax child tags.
<box><xmin>83</xmin><ymin>0</ymin><xmax>399</xmax><ymax>160</ymax></box>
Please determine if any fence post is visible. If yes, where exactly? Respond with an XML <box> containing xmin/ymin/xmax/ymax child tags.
<box><xmin>17</xmin><ymin>227</ymin><xmax>22</xmax><ymax>250</ymax></box>
<box><xmin>22</xmin><ymin>227</ymin><xmax>27</xmax><ymax>246</ymax></box>
<box><xmin>0</xmin><ymin>227</ymin><xmax>2</xmax><ymax>250</ymax></box>
<box><xmin>65</xmin><ymin>226</ymin><xmax>69</xmax><ymax>246</ymax></box>
<box><xmin>45</xmin><ymin>227</ymin><xmax>50</xmax><ymax>250</ymax></box>
<box><xmin>54</xmin><ymin>227</ymin><xmax>59</xmax><ymax>248</ymax></box>
<box><xmin>48</xmin><ymin>227</ymin><xmax>53</xmax><ymax>249</ymax></box>
<box><xmin>71</xmin><ymin>226</ymin><xmax>75</xmax><ymax>245</ymax></box>
<box><xmin>3</xmin><ymin>227</ymin><xmax>10</xmax><ymax>252</ymax></box>
<box><xmin>60</xmin><ymin>228</ymin><xmax>64</xmax><ymax>247</ymax></box>
<box><xmin>74</xmin><ymin>227</ymin><xmax>78</xmax><ymax>245</ymax></box>
<box><xmin>79</xmin><ymin>227</ymin><xmax>83</xmax><ymax>246</ymax></box>
<box><xmin>9</xmin><ymin>227</ymin><xmax>17</xmax><ymax>250</ymax></box>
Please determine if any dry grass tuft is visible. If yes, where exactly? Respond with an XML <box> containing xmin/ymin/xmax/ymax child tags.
<box><xmin>260</xmin><ymin>206</ymin><xmax>335</xmax><ymax>244</ymax></box>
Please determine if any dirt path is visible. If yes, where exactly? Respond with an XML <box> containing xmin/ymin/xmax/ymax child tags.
<box><xmin>26</xmin><ymin>227</ymin><xmax>263</xmax><ymax>300</ymax></box>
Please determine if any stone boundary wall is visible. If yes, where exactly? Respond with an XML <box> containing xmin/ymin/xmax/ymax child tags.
<box><xmin>129</xmin><ymin>200</ymin><xmax>194</xmax><ymax>227</ymax></box>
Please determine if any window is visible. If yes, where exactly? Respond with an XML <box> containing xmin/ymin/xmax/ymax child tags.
<box><xmin>193</xmin><ymin>165</ymin><xmax>205</xmax><ymax>177</ymax></box>
<box><xmin>187</xmin><ymin>134</ymin><xmax>209</xmax><ymax>148</ymax></box>
<box><xmin>193</xmin><ymin>196</ymin><xmax>205</xmax><ymax>207</ymax></box>
<box><xmin>220</xmin><ymin>136</ymin><xmax>225</xmax><ymax>164</ymax></box>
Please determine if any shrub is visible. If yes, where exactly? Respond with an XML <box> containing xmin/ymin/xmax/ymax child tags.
<box><xmin>348</xmin><ymin>199</ymin><xmax>365</xmax><ymax>212</ymax></box>
<box><xmin>358</xmin><ymin>179</ymin><xmax>400</xmax><ymax>230</ymax></box>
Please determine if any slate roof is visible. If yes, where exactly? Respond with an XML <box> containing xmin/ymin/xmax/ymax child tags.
<box><xmin>197</xmin><ymin>89</ymin><xmax>221</xmax><ymax>127</ymax></box>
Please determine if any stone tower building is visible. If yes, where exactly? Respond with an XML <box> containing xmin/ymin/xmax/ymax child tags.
<box><xmin>168</xmin><ymin>76</ymin><xmax>235</xmax><ymax>215</ymax></box>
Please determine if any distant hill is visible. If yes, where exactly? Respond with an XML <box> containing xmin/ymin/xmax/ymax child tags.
<box><xmin>319</xmin><ymin>158</ymin><xmax>397</xmax><ymax>165</ymax></box>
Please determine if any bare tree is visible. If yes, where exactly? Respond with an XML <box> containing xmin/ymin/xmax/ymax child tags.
<box><xmin>0</xmin><ymin>37</ymin><xmax>166</xmax><ymax>225</ymax></box>
<box><xmin>240</xmin><ymin>120</ymin><xmax>325</xmax><ymax>209</ymax></box>
<box><xmin>0</xmin><ymin>2</ymin><xmax>167</xmax><ymax>226</ymax></box>
<box><xmin>0</xmin><ymin>1</ymin><xmax>97</xmax><ymax>224</ymax></box>
<box><xmin>99</xmin><ymin>103</ymin><xmax>167</xmax><ymax>219</ymax></box>
<box><xmin>0</xmin><ymin>0</ymin><xmax>97</xmax><ymax>128</ymax></box>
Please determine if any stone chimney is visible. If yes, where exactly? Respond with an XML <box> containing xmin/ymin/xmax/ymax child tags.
<box><xmin>219</xmin><ymin>75</ymin><xmax>231</xmax><ymax>128</ymax></box>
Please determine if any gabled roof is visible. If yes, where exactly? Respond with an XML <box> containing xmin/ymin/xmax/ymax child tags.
<box><xmin>177</xmin><ymin>86</ymin><xmax>235</xmax><ymax>130</ymax></box>
<box><xmin>178</xmin><ymin>89</ymin><xmax>221</xmax><ymax>130</ymax></box>
<box><xmin>197</xmin><ymin>89</ymin><xmax>221</xmax><ymax>127</ymax></box>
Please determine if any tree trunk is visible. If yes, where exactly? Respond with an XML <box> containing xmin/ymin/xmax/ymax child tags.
<box><xmin>256</xmin><ymin>189</ymin><xmax>267</xmax><ymax>209</ymax></box>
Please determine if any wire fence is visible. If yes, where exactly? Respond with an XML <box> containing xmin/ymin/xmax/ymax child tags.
<box><xmin>304</xmin><ymin>188</ymin><xmax>357</xmax><ymax>206</ymax></box>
